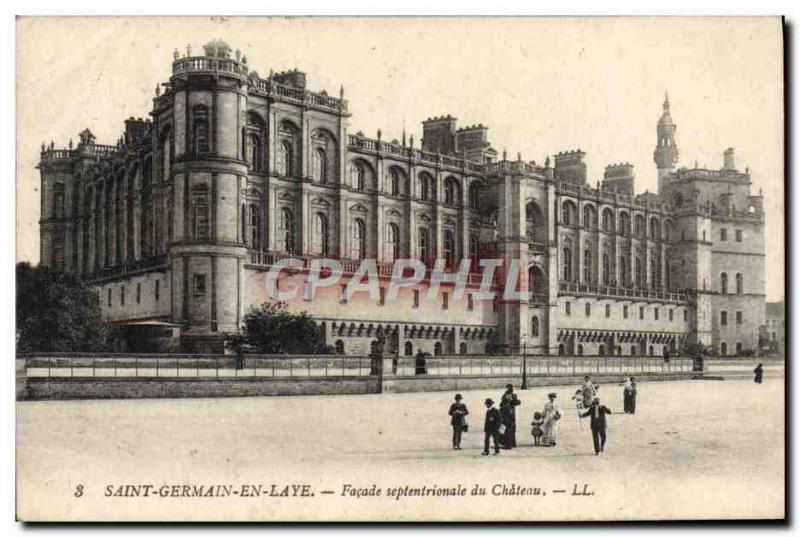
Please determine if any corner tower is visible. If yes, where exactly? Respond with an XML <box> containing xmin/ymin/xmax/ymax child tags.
<box><xmin>653</xmin><ymin>93</ymin><xmax>678</xmax><ymax>194</ymax></box>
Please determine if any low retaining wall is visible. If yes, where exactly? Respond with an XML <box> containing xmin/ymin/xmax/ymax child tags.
<box><xmin>382</xmin><ymin>371</ymin><xmax>697</xmax><ymax>393</ymax></box>
<box><xmin>19</xmin><ymin>376</ymin><xmax>381</xmax><ymax>401</ymax></box>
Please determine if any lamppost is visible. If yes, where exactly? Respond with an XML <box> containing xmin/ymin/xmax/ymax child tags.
<box><xmin>521</xmin><ymin>334</ymin><xmax>528</xmax><ymax>390</ymax></box>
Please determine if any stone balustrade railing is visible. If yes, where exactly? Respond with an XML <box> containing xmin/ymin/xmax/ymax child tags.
<box><xmin>558</xmin><ymin>280</ymin><xmax>688</xmax><ymax>303</ymax></box>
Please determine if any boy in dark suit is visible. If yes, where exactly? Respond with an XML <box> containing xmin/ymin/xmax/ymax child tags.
<box><xmin>483</xmin><ymin>398</ymin><xmax>502</xmax><ymax>456</ymax></box>
<box><xmin>580</xmin><ymin>396</ymin><xmax>612</xmax><ymax>455</ymax></box>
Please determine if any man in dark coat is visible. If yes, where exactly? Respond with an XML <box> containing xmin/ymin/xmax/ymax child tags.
<box><xmin>754</xmin><ymin>363</ymin><xmax>764</xmax><ymax>384</ymax></box>
<box><xmin>483</xmin><ymin>398</ymin><xmax>502</xmax><ymax>456</ymax></box>
<box><xmin>499</xmin><ymin>384</ymin><xmax>521</xmax><ymax>449</ymax></box>
<box><xmin>448</xmin><ymin>393</ymin><xmax>469</xmax><ymax>450</ymax></box>
<box><xmin>580</xmin><ymin>396</ymin><xmax>612</xmax><ymax>455</ymax></box>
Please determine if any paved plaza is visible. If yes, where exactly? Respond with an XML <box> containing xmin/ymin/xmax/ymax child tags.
<box><xmin>17</xmin><ymin>376</ymin><xmax>784</xmax><ymax>521</ymax></box>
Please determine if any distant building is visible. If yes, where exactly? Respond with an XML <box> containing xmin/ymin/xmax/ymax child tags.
<box><xmin>37</xmin><ymin>40</ymin><xmax>767</xmax><ymax>355</ymax></box>
<box><xmin>764</xmin><ymin>301</ymin><xmax>785</xmax><ymax>355</ymax></box>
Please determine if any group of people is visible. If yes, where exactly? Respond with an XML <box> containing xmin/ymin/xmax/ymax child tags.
<box><xmin>448</xmin><ymin>375</ymin><xmax>636</xmax><ymax>456</ymax></box>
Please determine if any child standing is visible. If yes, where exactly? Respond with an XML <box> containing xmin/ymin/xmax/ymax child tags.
<box><xmin>530</xmin><ymin>411</ymin><xmax>544</xmax><ymax>446</ymax></box>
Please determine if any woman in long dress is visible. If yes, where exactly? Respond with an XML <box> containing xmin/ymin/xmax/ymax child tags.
<box><xmin>541</xmin><ymin>392</ymin><xmax>561</xmax><ymax>446</ymax></box>
<box><xmin>623</xmin><ymin>377</ymin><xmax>637</xmax><ymax>413</ymax></box>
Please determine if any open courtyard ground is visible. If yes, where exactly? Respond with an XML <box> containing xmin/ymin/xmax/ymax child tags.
<box><xmin>16</xmin><ymin>376</ymin><xmax>784</xmax><ymax>521</ymax></box>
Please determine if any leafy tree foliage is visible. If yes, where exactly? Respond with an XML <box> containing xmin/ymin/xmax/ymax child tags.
<box><xmin>485</xmin><ymin>329</ymin><xmax>504</xmax><ymax>355</ymax></box>
<box><xmin>16</xmin><ymin>262</ymin><xmax>110</xmax><ymax>352</ymax></box>
<box><xmin>242</xmin><ymin>302</ymin><xmax>328</xmax><ymax>354</ymax></box>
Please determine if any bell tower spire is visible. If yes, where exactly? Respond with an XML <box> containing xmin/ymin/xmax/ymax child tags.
<box><xmin>654</xmin><ymin>92</ymin><xmax>678</xmax><ymax>194</ymax></box>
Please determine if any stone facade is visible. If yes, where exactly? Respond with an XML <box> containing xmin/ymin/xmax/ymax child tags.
<box><xmin>37</xmin><ymin>41</ymin><xmax>767</xmax><ymax>356</ymax></box>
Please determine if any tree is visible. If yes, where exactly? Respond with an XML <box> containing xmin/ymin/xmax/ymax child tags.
<box><xmin>485</xmin><ymin>329</ymin><xmax>504</xmax><ymax>356</ymax></box>
<box><xmin>242</xmin><ymin>302</ymin><xmax>327</xmax><ymax>354</ymax></box>
<box><xmin>16</xmin><ymin>262</ymin><xmax>110</xmax><ymax>352</ymax></box>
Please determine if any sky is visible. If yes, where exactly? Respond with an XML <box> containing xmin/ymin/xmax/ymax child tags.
<box><xmin>15</xmin><ymin>16</ymin><xmax>784</xmax><ymax>300</ymax></box>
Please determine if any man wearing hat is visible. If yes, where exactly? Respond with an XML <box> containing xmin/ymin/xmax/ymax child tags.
<box><xmin>483</xmin><ymin>398</ymin><xmax>503</xmax><ymax>456</ymax></box>
<box><xmin>448</xmin><ymin>393</ymin><xmax>469</xmax><ymax>450</ymax></box>
<box><xmin>499</xmin><ymin>384</ymin><xmax>521</xmax><ymax>449</ymax></box>
<box><xmin>580</xmin><ymin>396</ymin><xmax>613</xmax><ymax>455</ymax></box>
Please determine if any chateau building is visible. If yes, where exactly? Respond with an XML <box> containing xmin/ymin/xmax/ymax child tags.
<box><xmin>38</xmin><ymin>40</ymin><xmax>766</xmax><ymax>355</ymax></box>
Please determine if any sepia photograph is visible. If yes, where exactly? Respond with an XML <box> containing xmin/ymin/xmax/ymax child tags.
<box><xmin>13</xmin><ymin>16</ymin><xmax>785</xmax><ymax>522</ymax></box>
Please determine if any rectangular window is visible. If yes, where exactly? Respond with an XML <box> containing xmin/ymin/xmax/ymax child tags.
<box><xmin>639</xmin><ymin>306</ymin><xmax>644</xmax><ymax>320</ymax></box>
<box><xmin>654</xmin><ymin>307</ymin><xmax>659</xmax><ymax>321</ymax></box>
<box><xmin>107</xmin><ymin>288</ymin><xmax>112</xmax><ymax>308</ymax></box>
<box><xmin>669</xmin><ymin>308</ymin><xmax>674</xmax><ymax>321</ymax></box>
<box><xmin>566</xmin><ymin>301</ymin><xmax>571</xmax><ymax>316</ymax></box>
<box><xmin>585</xmin><ymin>303</ymin><xmax>591</xmax><ymax>317</ymax></box>
<box><xmin>720</xmin><ymin>228</ymin><xmax>727</xmax><ymax>241</ymax></box>
<box><xmin>721</xmin><ymin>311</ymin><xmax>728</xmax><ymax>326</ymax></box>
<box><xmin>413</xmin><ymin>290</ymin><xmax>419</xmax><ymax>308</ymax></box>
<box><xmin>736</xmin><ymin>311</ymin><xmax>743</xmax><ymax>324</ymax></box>
<box><xmin>340</xmin><ymin>284</ymin><xmax>348</xmax><ymax>304</ymax></box>
<box><xmin>467</xmin><ymin>294</ymin><xmax>474</xmax><ymax>311</ymax></box>
<box><xmin>442</xmin><ymin>292</ymin><xmax>449</xmax><ymax>310</ymax></box>
<box><xmin>120</xmin><ymin>286</ymin><xmax>125</xmax><ymax>306</ymax></box>
<box><xmin>155</xmin><ymin>280</ymin><xmax>160</xmax><ymax>302</ymax></box>
<box><xmin>735</xmin><ymin>229</ymin><xmax>743</xmax><ymax>242</ymax></box>
<box><xmin>136</xmin><ymin>283</ymin><xmax>141</xmax><ymax>304</ymax></box>
<box><xmin>605</xmin><ymin>304</ymin><xmax>611</xmax><ymax>318</ymax></box>
<box><xmin>684</xmin><ymin>309</ymin><xmax>688</xmax><ymax>322</ymax></box>
<box><xmin>379</xmin><ymin>287</ymin><xmax>386</xmax><ymax>306</ymax></box>
<box><xmin>623</xmin><ymin>305</ymin><xmax>629</xmax><ymax>319</ymax></box>
<box><xmin>192</xmin><ymin>274</ymin><xmax>206</xmax><ymax>297</ymax></box>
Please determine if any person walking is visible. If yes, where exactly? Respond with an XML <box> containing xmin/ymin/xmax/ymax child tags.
<box><xmin>754</xmin><ymin>363</ymin><xmax>764</xmax><ymax>384</ymax></box>
<box><xmin>499</xmin><ymin>384</ymin><xmax>521</xmax><ymax>449</ymax></box>
<box><xmin>448</xmin><ymin>394</ymin><xmax>469</xmax><ymax>450</ymax></box>
<box><xmin>581</xmin><ymin>376</ymin><xmax>596</xmax><ymax>409</ymax></box>
<box><xmin>623</xmin><ymin>377</ymin><xmax>637</xmax><ymax>414</ymax></box>
<box><xmin>581</xmin><ymin>396</ymin><xmax>612</xmax><ymax>455</ymax></box>
<box><xmin>541</xmin><ymin>392</ymin><xmax>561</xmax><ymax>447</ymax></box>
<box><xmin>482</xmin><ymin>398</ymin><xmax>502</xmax><ymax>456</ymax></box>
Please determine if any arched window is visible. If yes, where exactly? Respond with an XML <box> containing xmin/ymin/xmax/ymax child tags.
<box><xmin>720</xmin><ymin>342</ymin><xmax>727</xmax><ymax>356</ymax></box>
<box><xmin>314</xmin><ymin>213</ymin><xmax>328</xmax><ymax>255</ymax></box>
<box><xmin>387</xmin><ymin>223</ymin><xmax>399</xmax><ymax>262</ymax></box>
<box><xmin>558</xmin><ymin>344</ymin><xmax>565</xmax><ymax>356</ymax></box>
<box><xmin>561</xmin><ymin>201</ymin><xmax>576</xmax><ymax>226</ymax></box>
<box><xmin>583</xmin><ymin>250</ymin><xmax>592</xmax><ymax>283</ymax></box>
<box><xmin>619</xmin><ymin>212</ymin><xmax>631</xmax><ymax>235</ymax></box>
<box><xmin>313</xmin><ymin>147</ymin><xmax>327</xmax><ymax>183</ymax></box>
<box><xmin>418</xmin><ymin>227</ymin><xmax>430</xmax><ymax>263</ymax></box>
<box><xmin>602</xmin><ymin>253</ymin><xmax>610</xmax><ymax>285</ymax></box>
<box><xmin>247</xmin><ymin>204</ymin><xmax>261</xmax><ymax>248</ymax></box>
<box><xmin>577</xmin><ymin>344</ymin><xmax>584</xmax><ymax>356</ymax></box>
<box><xmin>53</xmin><ymin>183</ymin><xmax>65</xmax><ymax>219</ymax></box>
<box><xmin>279</xmin><ymin>140</ymin><xmax>293</xmax><ymax>177</ymax></box>
<box><xmin>390</xmin><ymin>168</ymin><xmax>401</xmax><ymax>196</ymax></box>
<box><xmin>468</xmin><ymin>233</ymin><xmax>479</xmax><ymax>265</ymax></box>
<box><xmin>562</xmin><ymin>247</ymin><xmax>572</xmax><ymax>281</ymax></box>
<box><xmin>528</xmin><ymin>265</ymin><xmax>546</xmax><ymax>295</ymax></box>
<box><xmin>649</xmin><ymin>345</ymin><xmax>654</xmax><ymax>356</ymax></box>
<box><xmin>443</xmin><ymin>230</ymin><xmax>455</xmax><ymax>269</ymax></box>
<box><xmin>350</xmin><ymin>162</ymin><xmax>366</xmax><ymax>190</ymax></box>
<box><xmin>192</xmin><ymin>105</ymin><xmax>209</xmax><ymax>155</ymax></box>
<box><xmin>249</xmin><ymin>133</ymin><xmax>262</xmax><ymax>172</ymax></box>
<box><xmin>599</xmin><ymin>344</ymin><xmax>605</xmax><ymax>355</ymax></box>
<box><xmin>735</xmin><ymin>342</ymin><xmax>742</xmax><ymax>355</ymax></box>
<box><xmin>459</xmin><ymin>342</ymin><xmax>467</xmax><ymax>355</ymax></box>
<box><xmin>335</xmin><ymin>340</ymin><xmax>345</xmax><ymax>355</ymax></box>
<box><xmin>602</xmin><ymin>208</ymin><xmax>614</xmax><ymax>232</ymax></box>
<box><xmin>280</xmin><ymin>207</ymin><xmax>294</xmax><ymax>253</ymax></box>
<box><xmin>161</xmin><ymin>131</ymin><xmax>172</xmax><ymax>182</ymax></box>
<box><xmin>352</xmin><ymin>218</ymin><xmax>366</xmax><ymax>260</ymax></box>
<box><xmin>469</xmin><ymin>182</ymin><xmax>480</xmax><ymax>210</ymax></box>
<box><xmin>434</xmin><ymin>342</ymin><xmax>443</xmax><ymax>356</ymax></box>
<box><xmin>444</xmin><ymin>178</ymin><xmax>458</xmax><ymax>206</ymax></box>
<box><xmin>418</xmin><ymin>173</ymin><xmax>433</xmax><ymax>201</ymax></box>
<box><xmin>631</xmin><ymin>345</ymin><xmax>637</xmax><ymax>356</ymax></box>
<box><xmin>721</xmin><ymin>272</ymin><xmax>729</xmax><ymax>294</ymax></box>
<box><xmin>736</xmin><ymin>273</ymin><xmax>743</xmax><ymax>294</ymax></box>
<box><xmin>526</xmin><ymin>202</ymin><xmax>544</xmax><ymax>242</ymax></box>
<box><xmin>650</xmin><ymin>258</ymin><xmax>659</xmax><ymax>289</ymax></box>
<box><xmin>650</xmin><ymin>217</ymin><xmax>660</xmax><ymax>240</ymax></box>
<box><xmin>583</xmin><ymin>205</ymin><xmax>595</xmax><ymax>228</ymax></box>
<box><xmin>634</xmin><ymin>214</ymin><xmax>645</xmax><ymax>238</ymax></box>
<box><xmin>531</xmin><ymin>316</ymin><xmax>539</xmax><ymax>337</ymax></box>
<box><xmin>192</xmin><ymin>186</ymin><xmax>209</xmax><ymax>240</ymax></box>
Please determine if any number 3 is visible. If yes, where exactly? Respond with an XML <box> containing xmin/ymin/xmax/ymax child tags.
<box><xmin>74</xmin><ymin>484</ymin><xmax>83</xmax><ymax>498</ymax></box>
